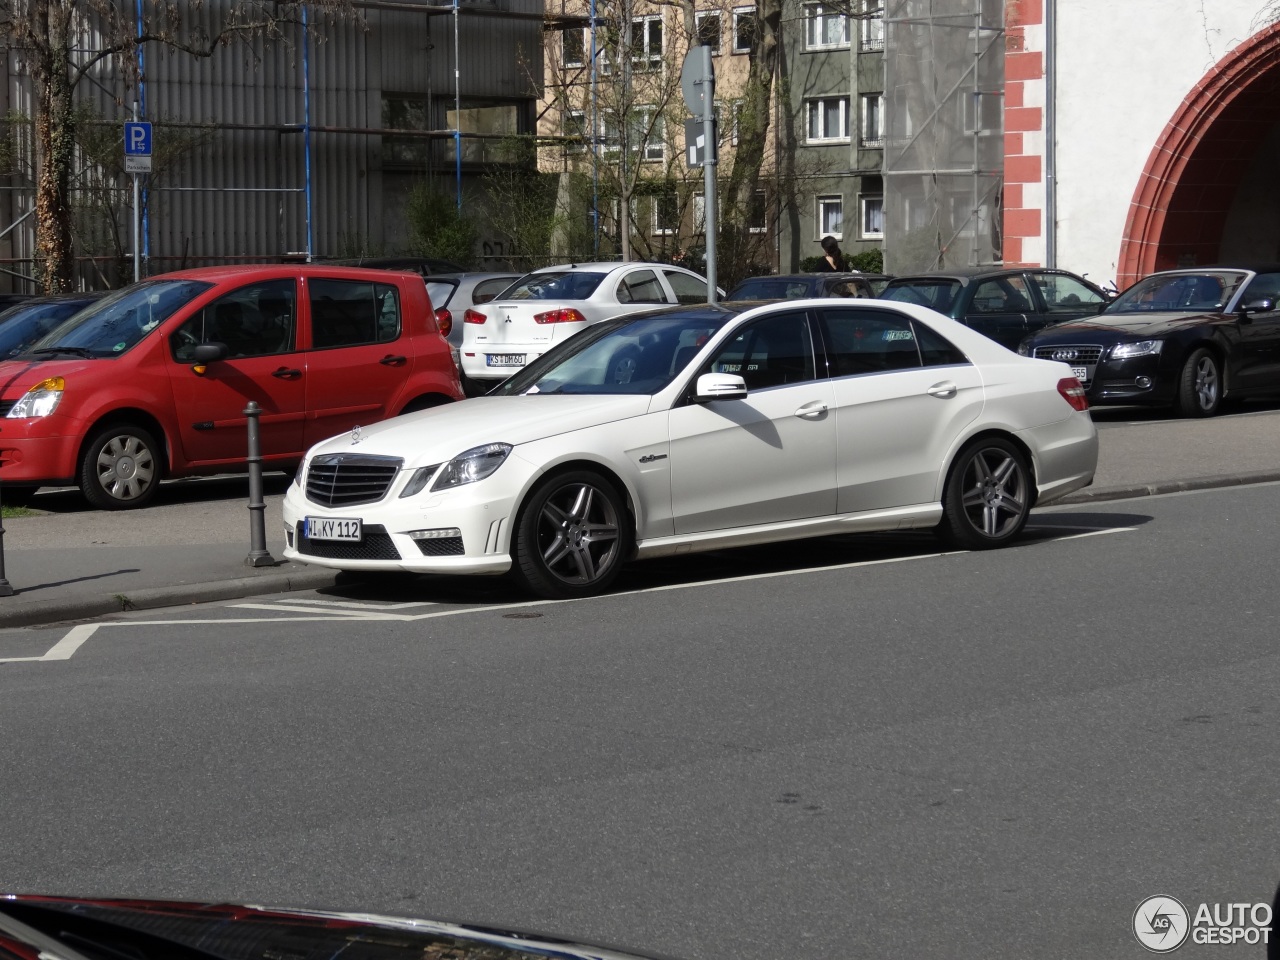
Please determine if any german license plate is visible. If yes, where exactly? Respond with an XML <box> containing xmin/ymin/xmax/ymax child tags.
<box><xmin>304</xmin><ymin>517</ymin><xmax>362</xmax><ymax>541</ymax></box>
<box><xmin>1071</xmin><ymin>365</ymin><xmax>1089</xmax><ymax>381</ymax></box>
<box><xmin>487</xmin><ymin>353</ymin><xmax>526</xmax><ymax>366</ymax></box>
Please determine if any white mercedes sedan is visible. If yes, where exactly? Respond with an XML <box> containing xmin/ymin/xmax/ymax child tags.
<box><xmin>283</xmin><ymin>298</ymin><xmax>1098</xmax><ymax>598</ymax></box>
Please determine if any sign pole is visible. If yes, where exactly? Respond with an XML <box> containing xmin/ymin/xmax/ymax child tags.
<box><xmin>132</xmin><ymin>102</ymin><xmax>141</xmax><ymax>283</ymax></box>
<box><xmin>699</xmin><ymin>45</ymin><xmax>717</xmax><ymax>303</ymax></box>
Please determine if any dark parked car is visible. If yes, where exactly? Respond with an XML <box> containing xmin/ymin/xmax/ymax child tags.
<box><xmin>1018</xmin><ymin>266</ymin><xmax>1280</xmax><ymax>417</ymax></box>
<box><xmin>0</xmin><ymin>291</ymin><xmax>103</xmax><ymax>359</ymax></box>
<box><xmin>725</xmin><ymin>272</ymin><xmax>891</xmax><ymax>301</ymax></box>
<box><xmin>880</xmin><ymin>267</ymin><xmax>1110</xmax><ymax>350</ymax></box>
<box><xmin>318</xmin><ymin>255</ymin><xmax>469</xmax><ymax>276</ymax></box>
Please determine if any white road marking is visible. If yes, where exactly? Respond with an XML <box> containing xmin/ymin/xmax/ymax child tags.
<box><xmin>1</xmin><ymin>525</ymin><xmax>1137</xmax><ymax>663</ymax></box>
<box><xmin>265</xmin><ymin>598</ymin><xmax>436</xmax><ymax>610</ymax></box>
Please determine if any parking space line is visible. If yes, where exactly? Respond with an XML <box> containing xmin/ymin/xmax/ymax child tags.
<box><xmin>231</xmin><ymin>603</ymin><xmax>415</xmax><ymax>618</ymax></box>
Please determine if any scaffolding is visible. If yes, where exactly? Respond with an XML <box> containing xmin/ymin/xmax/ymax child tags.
<box><xmin>882</xmin><ymin>0</ymin><xmax>1004</xmax><ymax>273</ymax></box>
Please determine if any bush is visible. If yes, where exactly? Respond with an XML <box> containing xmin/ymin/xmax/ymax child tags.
<box><xmin>406</xmin><ymin>184</ymin><xmax>476</xmax><ymax>267</ymax></box>
<box><xmin>849</xmin><ymin>248</ymin><xmax>884</xmax><ymax>273</ymax></box>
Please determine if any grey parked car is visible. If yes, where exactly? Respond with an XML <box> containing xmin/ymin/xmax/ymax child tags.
<box><xmin>425</xmin><ymin>271</ymin><xmax>522</xmax><ymax>394</ymax></box>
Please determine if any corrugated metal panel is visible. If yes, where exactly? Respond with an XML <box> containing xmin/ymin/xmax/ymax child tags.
<box><xmin>1</xmin><ymin>0</ymin><xmax>542</xmax><ymax>284</ymax></box>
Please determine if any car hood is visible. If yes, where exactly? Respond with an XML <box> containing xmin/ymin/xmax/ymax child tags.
<box><xmin>0</xmin><ymin>895</ymin><xmax>675</xmax><ymax>960</ymax></box>
<box><xmin>307</xmin><ymin>394</ymin><xmax>654</xmax><ymax>467</ymax></box>
<box><xmin>1032</xmin><ymin>310</ymin><xmax>1231</xmax><ymax>340</ymax></box>
<box><xmin>0</xmin><ymin>356</ymin><xmax>102</xmax><ymax>398</ymax></box>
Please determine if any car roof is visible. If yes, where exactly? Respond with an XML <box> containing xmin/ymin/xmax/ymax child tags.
<box><xmin>153</xmin><ymin>264</ymin><xmax>426</xmax><ymax>283</ymax></box>
<box><xmin>888</xmin><ymin>266</ymin><xmax>1090</xmax><ymax>283</ymax></box>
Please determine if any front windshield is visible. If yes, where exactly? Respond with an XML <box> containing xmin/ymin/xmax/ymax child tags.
<box><xmin>1106</xmin><ymin>271</ymin><xmax>1246</xmax><ymax>313</ymax></box>
<box><xmin>499</xmin><ymin>271</ymin><xmax>607</xmax><ymax>301</ymax></box>
<box><xmin>0</xmin><ymin>299</ymin><xmax>93</xmax><ymax>358</ymax></box>
<box><xmin>493</xmin><ymin>310</ymin><xmax>733</xmax><ymax>396</ymax></box>
<box><xmin>880</xmin><ymin>279</ymin><xmax>962</xmax><ymax>312</ymax></box>
<box><xmin>29</xmin><ymin>280</ymin><xmax>212</xmax><ymax>357</ymax></box>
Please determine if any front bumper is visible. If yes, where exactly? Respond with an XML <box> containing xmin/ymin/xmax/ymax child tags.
<box><xmin>282</xmin><ymin>471</ymin><xmax>520</xmax><ymax>575</ymax></box>
<box><xmin>0</xmin><ymin>412</ymin><xmax>91</xmax><ymax>485</ymax></box>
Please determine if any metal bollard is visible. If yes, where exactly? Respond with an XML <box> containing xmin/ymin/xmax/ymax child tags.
<box><xmin>244</xmin><ymin>401</ymin><xmax>276</xmax><ymax>567</ymax></box>
<box><xmin>0</xmin><ymin>482</ymin><xmax>14</xmax><ymax>597</ymax></box>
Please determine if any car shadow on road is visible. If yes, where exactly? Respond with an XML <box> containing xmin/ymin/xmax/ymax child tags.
<box><xmin>316</xmin><ymin>512</ymin><xmax>1153</xmax><ymax>606</ymax></box>
<box><xmin>17</xmin><ymin>472</ymin><xmax>294</xmax><ymax>515</ymax></box>
<box><xmin>1091</xmin><ymin>396</ymin><xmax>1280</xmax><ymax>424</ymax></box>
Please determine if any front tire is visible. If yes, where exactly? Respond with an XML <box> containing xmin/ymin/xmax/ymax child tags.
<box><xmin>939</xmin><ymin>438</ymin><xmax>1032</xmax><ymax>550</ymax></box>
<box><xmin>512</xmin><ymin>470</ymin><xmax>631</xmax><ymax>599</ymax></box>
<box><xmin>79</xmin><ymin>423</ymin><xmax>162</xmax><ymax>510</ymax></box>
<box><xmin>1174</xmin><ymin>347</ymin><xmax>1222</xmax><ymax>417</ymax></box>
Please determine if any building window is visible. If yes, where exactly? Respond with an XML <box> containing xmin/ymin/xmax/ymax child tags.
<box><xmin>694</xmin><ymin>193</ymin><xmax>721</xmax><ymax>232</ymax></box>
<box><xmin>382</xmin><ymin>94</ymin><xmax>429</xmax><ymax>167</ymax></box>
<box><xmin>806</xmin><ymin>97</ymin><xmax>849</xmax><ymax>142</ymax></box>
<box><xmin>696</xmin><ymin>11</ymin><xmax>721</xmax><ymax>54</ymax></box>
<box><xmin>601</xmin><ymin>110</ymin><xmax>620</xmax><ymax>152</ymax></box>
<box><xmin>818</xmin><ymin>195</ymin><xmax>844</xmax><ymax>239</ymax></box>
<box><xmin>632</xmin><ymin>106</ymin><xmax>665</xmax><ymax>161</ymax></box>
<box><xmin>653</xmin><ymin>193</ymin><xmax>679</xmax><ymax>235</ymax></box>
<box><xmin>631</xmin><ymin>15</ymin><xmax>663</xmax><ymax>69</ymax></box>
<box><xmin>859</xmin><ymin>0</ymin><xmax>885</xmax><ymax>51</ymax></box>
<box><xmin>733</xmin><ymin>7</ymin><xmax>757</xmax><ymax>53</ymax></box>
<box><xmin>961</xmin><ymin>90</ymin><xmax>1001</xmax><ymax>134</ymax></box>
<box><xmin>860</xmin><ymin>194</ymin><xmax>884</xmax><ymax>239</ymax></box>
<box><xmin>860</xmin><ymin>93</ymin><xmax>884</xmax><ymax>147</ymax></box>
<box><xmin>563</xmin><ymin>27</ymin><xmax>585</xmax><ymax>67</ymax></box>
<box><xmin>804</xmin><ymin>4</ymin><xmax>849</xmax><ymax>50</ymax></box>
<box><xmin>564</xmin><ymin>110</ymin><xmax>587</xmax><ymax>152</ymax></box>
<box><xmin>748</xmin><ymin>191</ymin><xmax>767</xmax><ymax>233</ymax></box>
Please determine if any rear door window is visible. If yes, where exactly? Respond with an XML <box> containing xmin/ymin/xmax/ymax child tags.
<box><xmin>819</xmin><ymin>307</ymin><xmax>922</xmax><ymax>376</ymax></box>
<box><xmin>308</xmin><ymin>279</ymin><xmax>401</xmax><ymax>348</ymax></box>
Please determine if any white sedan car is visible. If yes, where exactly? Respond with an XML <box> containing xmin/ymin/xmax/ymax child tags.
<box><xmin>458</xmin><ymin>261</ymin><xmax>713</xmax><ymax>389</ymax></box>
<box><xmin>284</xmin><ymin>298</ymin><xmax>1098</xmax><ymax>598</ymax></box>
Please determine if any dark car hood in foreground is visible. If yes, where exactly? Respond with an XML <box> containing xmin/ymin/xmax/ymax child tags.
<box><xmin>1031</xmin><ymin>310</ymin><xmax>1233</xmax><ymax>340</ymax></box>
<box><xmin>0</xmin><ymin>895</ymin><xmax>676</xmax><ymax>960</ymax></box>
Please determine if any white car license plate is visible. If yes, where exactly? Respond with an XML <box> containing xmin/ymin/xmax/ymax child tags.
<box><xmin>1071</xmin><ymin>365</ymin><xmax>1088</xmax><ymax>380</ymax></box>
<box><xmin>304</xmin><ymin>517</ymin><xmax>362</xmax><ymax>541</ymax></box>
<box><xmin>487</xmin><ymin>353</ymin><xmax>526</xmax><ymax>366</ymax></box>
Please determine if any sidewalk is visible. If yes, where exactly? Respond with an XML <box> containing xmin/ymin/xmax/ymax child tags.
<box><xmin>1</xmin><ymin>406</ymin><xmax>1278</xmax><ymax>628</ymax></box>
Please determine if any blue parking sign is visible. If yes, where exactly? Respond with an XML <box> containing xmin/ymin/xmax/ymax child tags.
<box><xmin>124</xmin><ymin>121</ymin><xmax>152</xmax><ymax>156</ymax></box>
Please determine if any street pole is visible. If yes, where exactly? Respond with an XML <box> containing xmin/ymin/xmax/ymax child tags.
<box><xmin>698</xmin><ymin>45</ymin><xmax>718</xmax><ymax>302</ymax></box>
<box><xmin>132</xmin><ymin>101</ymin><xmax>141</xmax><ymax>283</ymax></box>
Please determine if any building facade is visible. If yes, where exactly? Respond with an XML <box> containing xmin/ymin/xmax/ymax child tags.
<box><xmin>0</xmin><ymin>0</ymin><xmax>544</xmax><ymax>291</ymax></box>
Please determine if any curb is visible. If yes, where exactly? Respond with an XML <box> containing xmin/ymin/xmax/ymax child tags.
<box><xmin>1056</xmin><ymin>469</ymin><xmax>1280</xmax><ymax>505</ymax></box>
<box><xmin>0</xmin><ymin>567</ymin><xmax>340</xmax><ymax>629</ymax></box>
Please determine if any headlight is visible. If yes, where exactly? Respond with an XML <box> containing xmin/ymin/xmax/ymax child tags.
<box><xmin>1110</xmin><ymin>340</ymin><xmax>1163</xmax><ymax>359</ymax></box>
<box><xmin>431</xmin><ymin>443</ymin><xmax>513</xmax><ymax>492</ymax></box>
<box><xmin>7</xmin><ymin>377</ymin><xmax>65</xmax><ymax>418</ymax></box>
<box><xmin>399</xmin><ymin>462</ymin><xmax>442</xmax><ymax>498</ymax></box>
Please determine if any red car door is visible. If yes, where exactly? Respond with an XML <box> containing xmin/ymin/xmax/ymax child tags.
<box><xmin>165</xmin><ymin>277</ymin><xmax>306</xmax><ymax>466</ymax></box>
<box><xmin>300</xmin><ymin>275</ymin><xmax>415</xmax><ymax>447</ymax></box>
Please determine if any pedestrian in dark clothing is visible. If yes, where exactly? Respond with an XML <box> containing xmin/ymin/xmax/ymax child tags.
<box><xmin>818</xmin><ymin>235</ymin><xmax>846</xmax><ymax>272</ymax></box>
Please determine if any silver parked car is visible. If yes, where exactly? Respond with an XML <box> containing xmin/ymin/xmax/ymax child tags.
<box><xmin>425</xmin><ymin>272</ymin><xmax>521</xmax><ymax>394</ymax></box>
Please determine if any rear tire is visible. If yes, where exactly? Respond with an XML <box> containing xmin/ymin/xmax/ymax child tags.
<box><xmin>1174</xmin><ymin>347</ymin><xmax>1222</xmax><ymax>417</ymax></box>
<box><xmin>939</xmin><ymin>438</ymin><xmax>1032</xmax><ymax>550</ymax></box>
<box><xmin>79</xmin><ymin>423</ymin><xmax>162</xmax><ymax>510</ymax></box>
<box><xmin>512</xmin><ymin>470</ymin><xmax>631</xmax><ymax>599</ymax></box>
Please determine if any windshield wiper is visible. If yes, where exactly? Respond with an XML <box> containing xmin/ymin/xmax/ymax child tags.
<box><xmin>29</xmin><ymin>346</ymin><xmax>96</xmax><ymax>358</ymax></box>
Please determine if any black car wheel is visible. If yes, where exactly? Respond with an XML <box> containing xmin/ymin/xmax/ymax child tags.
<box><xmin>1174</xmin><ymin>347</ymin><xmax>1222</xmax><ymax>417</ymax></box>
<box><xmin>79</xmin><ymin>423</ymin><xmax>162</xmax><ymax>510</ymax></box>
<box><xmin>939</xmin><ymin>438</ymin><xmax>1032</xmax><ymax>550</ymax></box>
<box><xmin>513</xmin><ymin>470</ymin><xmax>630</xmax><ymax>599</ymax></box>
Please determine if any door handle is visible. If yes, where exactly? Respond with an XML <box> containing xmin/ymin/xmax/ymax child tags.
<box><xmin>794</xmin><ymin>401</ymin><xmax>829</xmax><ymax>419</ymax></box>
<box><xmin>380</xmin><ymin>354</ymin><xmax>408</xmax><ymax>366</ymax></box>
<box><xmin>272</xmin><ymin>367</ymin><xmax>302</xmax><ymax>380</ymax></box>
<box><xmin>927</xmin><ymin>381</ymin><xmax>957</xmax><ymax>399</ymax></box>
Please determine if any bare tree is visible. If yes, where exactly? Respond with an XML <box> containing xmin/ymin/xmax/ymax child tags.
<box><xmin>0</xmin><ymin>0</ymin><xmax>356</xmax><ymax>292</ymax></box>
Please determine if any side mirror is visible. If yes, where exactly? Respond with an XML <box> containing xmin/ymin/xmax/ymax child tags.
<box><xmin>192</xmin><ymin>342</ymin><xmax>229</xmax><ymax>363</ymax></box>
<box><xmin>695</xmin><ymin>372</ymin><xmax>747</xmax><ymax>402</ymax></box>
<box><xmin>1239</xmin><ymin>298</ymin><xmax>1275</xmax><ymax>318</ymax></box>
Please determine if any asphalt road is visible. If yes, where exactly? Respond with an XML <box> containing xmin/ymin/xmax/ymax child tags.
<box><xmin>3</xmin><ymin>484</ymin><xmax>1279</xmax><ymax>959</ymax></box>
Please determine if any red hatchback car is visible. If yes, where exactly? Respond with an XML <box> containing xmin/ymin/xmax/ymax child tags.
<box><xmin>0</xmin><ymin>264</ymin><xmax>463</xmax><ymax>509</ymax></box>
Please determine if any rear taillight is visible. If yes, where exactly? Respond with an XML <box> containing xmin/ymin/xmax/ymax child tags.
<box><xmin>534</xmin><ymin>307</ymin><xmax>588</xmax><ymax>324</ymax></box>
<box><xmin>463</xmin><ymin>308</ymin><xmax>487</xmax><ymax>325</ymax></box>
<box><xmin>434</xmin><ymin>308</ymin><xmax>453</xmax><ymax>338</ymax></box>
<box><xmin>1057</xmin><ymin>377</ymin><xmax>1089</xmax><ymax>411</ymax></box>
